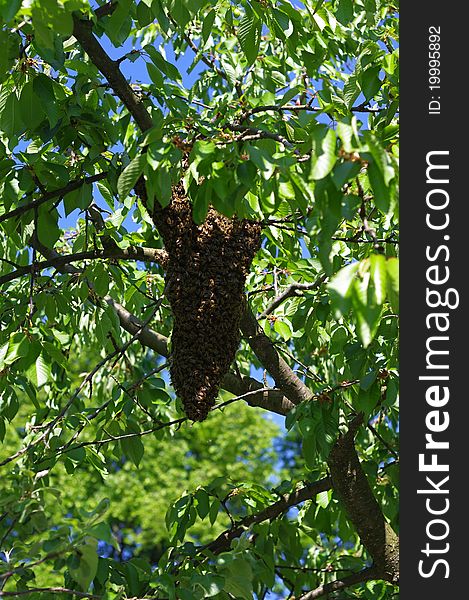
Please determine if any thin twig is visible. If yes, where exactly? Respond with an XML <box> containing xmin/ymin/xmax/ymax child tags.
<box><xmin>0</xmin><ymin>246</ymin><xmax>168</xmax><ymax>287</ymax></box>
<box><xmin>367</xmin><ymin>421</ymin><xmax>399</xmax><ymax>459</ymax></box>
<box><xmin>259</xmin><ymin>275</ymin><xmax>327</xmax><ymax>318</ymax></box>
<box><xmin>0</xmin><ymin>173</ymin><xmax>108</xmax><ymax>224</ymax></box>
<box><xmin>296</xmin><ymin>567</ymin><xmax>379</xmax><ymax>599</ymax></box>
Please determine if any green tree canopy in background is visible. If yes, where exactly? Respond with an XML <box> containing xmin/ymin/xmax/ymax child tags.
<box><xmin>0</xmin><ymin>0</ymin><xmax>399</xmax><ymax>598</ymax></box>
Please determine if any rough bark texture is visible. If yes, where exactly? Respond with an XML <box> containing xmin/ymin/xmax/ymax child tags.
<box><xmin>328</xmin><ymin>415</ymin><xmax>400</xmax><ymax>585</ymax></box>
<box><xmin>239</xmin><ymin>308</ymin><xmax>314</xmax><ymax>405</ymax></box>
<box><xmin>204</xmin><ymin>477</ymin><xmax>332</xmax><ymax>556</ymax></box>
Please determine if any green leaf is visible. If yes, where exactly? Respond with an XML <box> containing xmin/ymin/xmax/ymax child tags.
<box><xmin>191</xmin><ymin>574</ymin><xmax>224</xmax><ymax>598</ymax></box>
<box><xmin>336</xmin><ymin>119</ymin><xmax>360</xmax><ymax>153</ymax></box>
<box><xmin>356</xmin><ymin>384</ymin><xmax>380</xmax><ymax>416</ymax></box>
<box><xmin>33</xmin><ymin>74</ymin><xmax>59</xmax><ymax>127</ymax></box>
<box><xmin>0</xmin><ymin>0</ymin><xmax>22</xmax><ymax>21</ymax></box>
<box><xmin>343</xmin><ymin>75</ymin><xmax>360</xmax><ymax>109</ymax></box>
<box><xmin>146</xmin><ymin>62</ymin><xmax>164</xmax><ymax>88</ymax></box>
<box><xmin>145</xmin><ymin>45</ymin><xmax>182</xmax><ymax>81</ymax></box>
<box><xmin>237</xmin><ymin>160</ymin><xmax>257</xmax><ymax>187</ymax></box>
<box><xmin>271</xmin><ymin>8</ymin><xmax>294</xmax><ymax>39</ymax></box>
<box><xmin>155</xmin><ymin>167</ymin><xmax>172</xmax><ymax>208</ymax></box>
<box><xmin>360</xmin><ymin>66</ymin><xmax>382</xmax><ymax>102</ymax></box>
<box><xmin>369</xmin><ymin>254</ymin><xmax>387</xmax><ymax>305</ymax></box>
<box><xmin>117</xmin><ymin>154</ymin><xmax>146</xmax><ymax>200</ymax></box>
<box><xmin>194</xmin><ymin>489</ymin><xmax>210</xmax><ymax>520</ymax></box>
<box><xmin>121</xmin><ymin>428</ymin><xmax>145</xmax><ymax>467</ymax></box>
<box><xmin>63</xmin><ymin>183</ymin><xmax>92</xmax><ymax>215</ymax></box>
<box><xmin>316</xmin><ymin>489</ymin><xmax>332</xmax><ymax>509</ymax></box>
<box><xmin>350</xmin><ymin>264</ymin><xmax>383</xmax><ymax>348</ymax></box>
<box><xmin>302</xmin><ymin>434</ymin><xmax>317</xmax><ymax>469</ymax></box>
<box><xmin>89</xmin><ymin>263</ymin><xmax>110</xmax><ymax>297</ymax></box>
<box><xmin>26</xmin><ymin>353</ymin><xmax>51</xmax><ymax>388</ymax></box>
<box><xmin>0</xmin><ymin>30</ymin><xmax>18</xmax><ymax>79</ymax></box>
<box><xmin>209</xmin><ymin>498</ymin><xmax>220</xmax><ymax>525</ymax></box>
<box><xmin>274</xmin><ymin>319</ymin><xmax>292</xmax><ymax>341</ymax></box>
<box><xmin>87</xmin><ymin>522</ymin><xmax>117</xmax><ymax>548</ymax></box>
<box><xmin>360</xmin><ymin>370</ymin><xmax>377</xmax><ymax>391</ymax></box>
<box><xmin>37</xmin><ymin>206</ymin><xmax>61</xmax><ymax>247</ymax></box>
<box><xmin>328</xmin><ymin>262</ymin><xmax>359</xmax><ymax>315</ymax></box>
<box><xmin>192</xmin><ymin>184</ymin><xmax>210</xmax><ymax>224</ymax></box>
<box><xmin>238</xmin><ymin>14</ymin><xmax>261</xmax><ymax>65</ymax></box>
<box><xmin>202</xmin><ymin>10</ymin><xmax>216</xmax><ymax>43</ymax></box>
<box><xmin>105</xmin><ymin>0</ymin><xmax>132</xmax><ymax>46</ymax></box>
<box><xmin>0</xmin><ymin>92</ymin><xmax>23</xmax><ymax>140</ymax></box>
<box><xmin>136</xmin><ymin>0</ymin><xmax>153</xmax><ymax>27</ymax></box>
<box><xmin>279</xmin><ymin>86</ymin><xmax>303</xmax><ymax>106</ymax></box>
<box><xmin>310</xmin><ymin>128</ymin><xmax>337</xmax><ymax>180</ymax></box>
<box><xmin>220</xmin><ymin>558</ymin><xmax>253</xmax><ymax>600</ymax></box>
<box><xmin>367</xmin><ymin>160</ymin><xmax>390</xmax><ymax>214</ymax></box>
<box><xmin>3</xmin><ymin>333</ymin><xmax>30</xmax><ymax>366</ymax></box>
<box><xmin>70</xmin><ymin>538</ymin><xmax>99</xmax><ymax>592</ymax></box>
<box><xmin>19</xmin><ymin>81</ymin><xmax>45</xmax><ymax>131</ymax></box>
<box><xmin>336</xmin><ymin>0</ymin><xmax>354</xmax><ymax>25</ymax></box>
<box><xmin>364</xmin><ymin>132</ymin><xmax>395</xmax><ymax>185</ymax></box>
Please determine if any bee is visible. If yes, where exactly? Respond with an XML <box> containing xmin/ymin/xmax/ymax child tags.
<box><xmin>171</xmin><ymin>135</ymin><xmax>193</xmax><ymax>153</ymax></box>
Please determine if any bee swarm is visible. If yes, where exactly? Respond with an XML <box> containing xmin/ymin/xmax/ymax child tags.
<box><xmin>157</xmin><ymin>185</ymin><xmax>261</xmax><ymax>421</ymax></box>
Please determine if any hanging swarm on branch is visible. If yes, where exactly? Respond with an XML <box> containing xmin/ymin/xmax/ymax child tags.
<box><xmin>155</xmin><ymin>185</ymin><xmax>261</xmax><ymax>421</ymax></box>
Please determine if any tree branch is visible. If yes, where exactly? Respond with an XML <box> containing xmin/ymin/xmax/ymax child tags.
<box><xmin>0</xmin><ymin>246</ymin><xmax>168</xmax><ymax>287</ymax></box>
<box><xmin>228</xmin><ymin>124</ymin><xmax>293</xmax><ymax>149</ymax></box>
<box><xmin>238</xmin><ymin>102</ymin><xmax>381</xmax><ymax>121</ymax></box>
<box><xmin>166</xmin><ymin>13</ymin><xmax>228</xmax><ymax>82</ymax></box>
<box><xmin>259</xmin><ymin>275</ymin><xmax>327</xmax><ymax>318</ymax></box>
<box><xmin>240</xmin><ymin>308</ymin><xmax>314</xmax><ymax>405</ymax></box>
<box><xmin>94</xmin><ymin>1</ymin><xmax>118</xmax><ymax>19</ymax></box>
<box><xmin>201</xmin><ymin>477</ymin><xmax>332</xmax><ymax>556</ymax></box>
<box><xmin>72</xmin><ymin>15</ymin><xmax>153</xmax><ymax>132</ymax></box>
<box><xmin>0</xmin><ymin>173</ymin><xmax>108</xmax><ymax>224</ymax></box>
<box><xmin>327</xmin><ymin>414</ymin><xmax>399</xmax><ymax>584</ymax></box>
<box><xmin>296</xmin><ymin>567</ymin><xmax>379</xmax><ymax>600</ymax></box>
<box><xmin>221</xmin><ymin>372</ymin><xmax>295</xmax><ymax>416</ymax></box>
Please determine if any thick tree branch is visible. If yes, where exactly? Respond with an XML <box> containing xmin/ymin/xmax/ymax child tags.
<box><xmin>259</xmin><ymin>275</ymin><xmax>327</xmax><ymax>318</ymax></box>
<box><xmin>240</xmin><ymin>308</ymin><xmax>314</xmax><ymax>405</ymax></box>
<box><xmin>0</xmin><ymin>246</ymin><xmax>168</xmax><ymax>287</ymax></box>
<box><xmin>0</xmin><ymin>173</ymin><xmax>108</xmax><ymax>224</ymax></box>
<box><xmin>72</xmin><ymin>15</ymin><xmax>153</xmax><ymax>132</ymax></box>
<box><xmin>296</xmin><ymin>567</ymin><xmax>379</xmax><ymax>600</ymax></box>
<box><xmin>327</xmin><ymin>414</ymin><xmax>399</xmax><ymax>584</ymax></box>
<box><xmin>221</xmin><ymin>372</ymin><xmax>295</xmax><ymax>415</ymax></box>
<box><xmin>201</xmin><ymin>477</ymin><xmax>332</xmax><ymax>556</ymax></box>
<box><xmin>94</xmin><ymin>1</ymin><xmax>118</xmax><ymax>19</ymax></box>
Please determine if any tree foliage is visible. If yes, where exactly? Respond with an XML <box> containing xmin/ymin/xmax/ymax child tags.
<box><xmin>0</xmin><ymin>0</ymin><xmax>399</xmax><ymax>599</ymax></box>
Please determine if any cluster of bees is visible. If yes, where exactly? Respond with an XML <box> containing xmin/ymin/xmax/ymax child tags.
<box><xmin>155</xmin><ymin>184</ymin><xmax>261</xmax><ymax>421</ymax></box>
